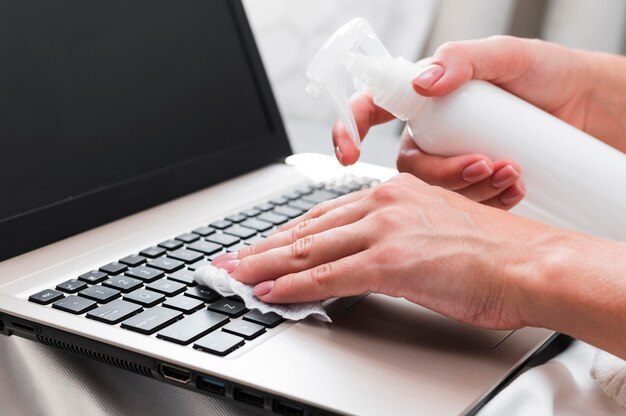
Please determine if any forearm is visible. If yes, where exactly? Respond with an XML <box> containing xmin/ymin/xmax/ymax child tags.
<box><xmin>524</xmin><ymin>231</ymin><xmax>626</xmax><ymax>359</ymax></box>
<box><xmin>582</xmin><ymin>50</ymin><xmax>626</xmax><ymax>153</ymax></box>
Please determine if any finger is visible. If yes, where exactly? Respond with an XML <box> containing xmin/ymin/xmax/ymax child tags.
<box><xmin>252</xmin><ymin>249</ymin><xmax>376</xmax><ymax>303</ymax></box>
<box><xmin>277</xmin><ymin>187</ymin><xmax>370</xmax><ymax>234</ymax></box>
<box><xmin>396</xmin><ymin>131</ymin><xmax>494</xmax><ymax>190</ymax></box>
<box><xmin>483</xmin><ymin>183</ymin><xmax>525</xmax><ymax>210</ymax></box>
<box><xmin>412</xmin><ymin>36</ymin><xmax>536</xmax><ymax>97</ymax></box>
<box><xmin>234</xmin><ymin>198</ymin><xmax>369</xmax><ymax>260</ymax></box>
<box><xmin>231</xmin><ymin>224</ymin><xmax>369</xmax><ymax>285</ymax></box>
<box><xmin>332</xmin><ymin>93</ymin><xmax>395</xmax><ymax>166</ymax></box>
<box><xmin>456</xmin><ymin>162</ymin><xmax>522</xmax><ymax>202</ymax></box>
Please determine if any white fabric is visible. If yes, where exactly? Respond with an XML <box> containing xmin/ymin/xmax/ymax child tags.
<box><xmin>194</xmin><ymin>265</ymin><xmax>331</xmax><ymax>322</ymax></box>
<box><xmin>591</xmin><ymin>350</ymin><xmax>626</xmax><ymax>407</ymax></box>
<box><xmin>479</xmin><ymin>341</ymin><xmax>626</xmax><ymax>416</ymax></box>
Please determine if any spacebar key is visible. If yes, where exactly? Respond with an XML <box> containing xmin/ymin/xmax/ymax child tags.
<box><xmin>121</xmin><ymin>306</ymin><xmax>182</xmax><ymax>335</ymax></box>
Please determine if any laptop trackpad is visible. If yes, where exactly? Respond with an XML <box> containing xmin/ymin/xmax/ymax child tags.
<box><xmin>344</xmin><ymin>294</ymin><xmax>513</xmax><ymax>349</ymax></box>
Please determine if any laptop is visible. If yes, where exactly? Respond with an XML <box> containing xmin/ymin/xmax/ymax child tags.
<box><xmin>0</xmin><ymin>1</ymin><xmax>555</xmax><ymax>415</ymax></box>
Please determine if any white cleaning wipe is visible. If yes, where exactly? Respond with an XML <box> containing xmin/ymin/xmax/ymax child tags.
<box><xmin>591</xmin><ymin>350</ymin><xmax>626</xmax><ymax>408</ymax></box>
<box><xmin>194</xmin><ymin>265</ymin><xmax>331</xmax><ymax>322</ymax></box>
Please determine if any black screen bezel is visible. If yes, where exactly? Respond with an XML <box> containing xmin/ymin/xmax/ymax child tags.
<box><xmin>0</xmin><ymin>1</ymin><xmax>292</xmax><ymax>261</ymax></box>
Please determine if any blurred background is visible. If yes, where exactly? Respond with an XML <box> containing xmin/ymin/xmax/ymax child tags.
<box><xmin>243</xmin><ymin>0</ymin><xmax>626</xmax><ymax>167</ymax></box>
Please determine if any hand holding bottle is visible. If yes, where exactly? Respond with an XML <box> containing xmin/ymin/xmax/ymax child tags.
<box><xmin>332</xmin><ymin>36</ymin><xmax>626</xmax><ymax>209</ymax></box>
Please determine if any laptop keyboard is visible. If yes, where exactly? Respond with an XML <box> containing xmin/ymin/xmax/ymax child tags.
<box><xmin>27</xmin><ymin>176</ymin><xmax>377</xmax><ymax>357</ymax></box>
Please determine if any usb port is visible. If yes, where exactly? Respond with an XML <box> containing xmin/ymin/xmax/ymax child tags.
<box><xmin>234</xmin><ymin>387</ymin><xmax>264</xmax><ymax>408</ymax></box>
<box><xmin>273</xmin><ymin>399</ymin><xmax>303</xmax><ymax>416</ymax></box>
<box><xmin>197</xmin><ymin>376</ymin><xmax>226</xmax><ymax>396</ymax></box>
<box><xmin>159</xmin><ymin>364</ymin><xmax>190</xmax><ymax>384</ymax></box>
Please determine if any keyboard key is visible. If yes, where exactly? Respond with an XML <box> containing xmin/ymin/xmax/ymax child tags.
<box><xmin>29</xmin><ymin>289</ymin><xmax>64</xmax><ymax>305</ymax></box>
<box><xmin>223</xmin><ymin>225</ymin><xmax>257</xmax><ymax>239</ymax></box>
<box><xmin>176</xmin><ymin>233</ymin><xmax>199</xmax><ymax>244</ymax></box>
<box><xmin>269</xmin><ymin>197</ymin><xmax>288</xmax><ymax>205</ymax></box>
<box><xmin>257</xmin><ymin>212</ymin><xmax>288</xmax><ymax>226</ymax></box>
<box><xmin>188</xmin><ymin>259</ymin><xmax>212</xmax><ymax>271</ymax></box>
<box><xmin>208</xmin><ymin>298</ymin><xmax>247</xmax><ymax>317</ymax></box>
<box><xmin>102</xmin><ymin>276</ymin><xmax>143</xmax><ymax>293</ymax></box>
<box><xmin>162</xmin><ymin>294</ymin><xmax>204</xmax><ymax>314</ymax></box>
<box><xmin>126</xmin><ymin>265</ymin><xmax>165</xmax><ymax>282</ymax></box>
<box><xmin>209</xmin><ymin>220</ymin><xmax>232</xmax><ymax>230</ymax></box>
<box><xmin>243</xmin><ymin>310</ymin><xmax>285</xmax><ymax>328</ymax></box>
<box><xmin>194</xmin><ymin>331</ymin><xmax>244</xmax><ymax>356</ymax></box>
<box><xmin>79</xmin><ymin>285</ymin><xmax>121</xmax><ymax>303</ymax></box>
<box><xmin>241</xmin><ymin>208</ymin><xmax>261</xmax><ymax>217</ymax></box>
<box><xmin>301</xmin><ymin>190</ymin><xmax>339</xmax><ymax>204</ymax></box>
<box><xmin>185</xmin><ymin>286</ymin><xmax>220</xmax><ymax>303</ymax></box>
<box><xmin>168</xmin><ymin>269</ymin><xmax>196</xmax><ymax>286</ymax></box>
<box><xmin>207</xmin><ymin>233</ymin><xmax>239</xmax><ymax>247</ymax></box>
<box><xmin>78</xmin><ymin>270</ymin><xmax>108</xmax><ymax>284</ymax></box>
<box><xmin>158</xmin><ymin>239</ymin><xmax>183</xmax><ymax>250</ymax></box>
<box><xmin>146</xmin><ymin>279</ymin><xmax>186</xmax><ymax>296</ymax></box>
<box><xmin>225</xmin><ymin>214</ymin><xmax>246</xmax><ymax>223</ymax></box>
<box><xmin>86</xmin><ymin>299</ymin><xmax>142</xmax><ymax>324</ymax></box>
<box><xmin>52</xmin><ymin>296</ymin><xmax>97</xmax><ymax>314</ymax></box>
<box><xmin>121</xmin><ymin>306</ymin><xmax>182</xmax><ymax>335</ymax></box>
<box><xmin>192</xmin><ymin>226</ymin><xmax>215</xmax><ymax>236</ymax></box>
<box><xmin>124</xmin><ymin>288</ymin><xmax>165</xmax><ymax>307</ymax></box>
<box><xmin>157</xmin><ymin>310</ymin><xmax>229</xmax><ymax>345</ymax></box>
<box><xmin>272</xmin><ymin>206</ymin><xmax>302</xmax><ymax>219</ymax></box>
<box><xmin>244</xmin><ymin>235</ymin><xmax>265</xmax><ymax>245</ymax></box>
<box><xmin>240</xmin><ymin>218</ymin><xmax>272</xmax><ymax>232</ymax></box>
<box><xmin>222</xmin><ymin>320</ymin><xmax>265</xmax><ymax>340</ymax></box>
<box><xmin>147</xmin><ymin>257</ymin><xmax>184</xmax><ymax>273</ymax></box>
<box><xmin>288</xmin><ymin>200</ymin><xmax>316</xmax><ymax>212</ymax></box>
<box><xmin>226</xmin><ymin>242</ymin><xmax>248</xmax><ymax>253</ymax></box>
<box><xmin>282</xmin><ymin>191</ymin><xmax>300</xmax><ymax>200</ymax></box>
<box><xmin>99</xmin><ymin>262</ymin><xmax>127</xmax><ymax>275</ymax></box>
<box><xmin>294</xmin><ymin>185</ymin><xmax>315</xmax><ymax>195</ymax></box>
<box><xmin>56</xmin><ymin>279</ymin><xmax>87</xmax><ymax>294</ymax></box>
<box><xmin>168</xmin><ymin>248</ymin><xmax>203</xmax><ymax>264</ymax></box>
<box><xmin>140</xmin><ymin>246</ymin><xmax>167</xmax><ymax>258</ymax></box>
<box><xmin>187</xmin><ymin>240</ymin><xmax>222</xmax><ymax>255</ymax></box>
<box><xmin>255</xmin><ymin>203</ymin><xmax>274</xmax><ymax>212</ymax></box>
<box><xmin>119</xmin><ymin>254</ymin><xmax>146</xmax><ymax>267</ymax></box>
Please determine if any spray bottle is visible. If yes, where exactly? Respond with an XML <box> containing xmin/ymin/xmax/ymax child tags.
<box><xmin>306</xmin><ymin>18</ymin><xmax>626</xmax><ymax>242</ymax></box>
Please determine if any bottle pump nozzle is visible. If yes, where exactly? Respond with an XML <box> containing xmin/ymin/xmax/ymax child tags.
<box><xmin>305</xmin><ymin>18</ymin><xmax>391</xmax><ymax>148</ymax></box>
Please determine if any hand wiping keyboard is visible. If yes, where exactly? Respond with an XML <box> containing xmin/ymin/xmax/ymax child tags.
<box><xmin>194</xmin><ymin>265</ymin><xmax>331</xmax><ymax>322</ymax></box>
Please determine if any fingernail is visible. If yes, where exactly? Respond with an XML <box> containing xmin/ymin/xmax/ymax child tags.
<box><xmin>412</xmin><ymin>64</ymin><xmax>444</xmax><ymax>90</ymax></box>
<box><xmin>461</xmin><ymin>160</ymin><xmax>492</xmax><ymax>183</ymax></box>
<box><xmin>492</xmin><ymin>165</ymin><xmax>520</xmax><ymax>189</ymax></box>
<box><xmin>211</xmin><ymin>252</ymin><xmax>237</xmax><ymax>266</ymax></box>
<box><xmin>335</xmin><ymin>145</ymin><xmax>344</xmax><ymax>164</ymax></box>
<box><xmin>254</xmin><ymin>280</ymin><xmax>274</xmax><ymax>297</ymax></box>
<box><xmin>500</xmin><ymin>184</ymin><xmax>525</xmax><ymax>205</ymax></box>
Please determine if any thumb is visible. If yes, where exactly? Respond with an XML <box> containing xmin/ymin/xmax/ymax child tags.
<box><xmin>412</xmin><ymin>36</ymin><xmax>536</xmax><ymax>97</ymax></box>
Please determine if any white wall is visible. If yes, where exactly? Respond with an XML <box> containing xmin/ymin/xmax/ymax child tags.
<box><xmin>243</xmin><ymin>0</ymin><xmax>439</xmax><ymax>167</ymax></box>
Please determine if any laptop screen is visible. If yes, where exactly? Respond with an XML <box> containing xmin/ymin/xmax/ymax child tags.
<box><xmin>0</xmin><ymin>1</ymin><xmax>291</xmax><ymax>261</ymax></box>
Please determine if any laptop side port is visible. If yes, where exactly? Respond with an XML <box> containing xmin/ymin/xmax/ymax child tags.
<box><xmin>197</xmin><ymin>375</ymin><xmax>226</xmax><ymax>396</ymax></box>
<box><xmin>234</xmin><ymin>387</ymin><xmax>265</xmax><ymax>408</ymax></box>
<box><xmin>11</xmin><ymin>321</ymin><xmax>36</xmax><ymax>333</ymax></box>
<box><xmin>159</xmin><ymin>364</ymin><xmax>190</xmax><ymax>384</ymax></box>
<box><xmin>272</xmin><ymin>399</ymin><xmax>304</xmax><ymax>416</ymax></box>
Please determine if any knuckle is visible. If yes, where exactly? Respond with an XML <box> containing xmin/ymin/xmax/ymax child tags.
<box><xmin>436</xmin><ymin>40</ymin><xmax>467</xmax><ymax>58</ymax></box>
<box><xmin>291</xmin><ymin>218</ymin><xmax>313</xmax><ymax>242</ymax></box>
<box><xmin>310</xmin><ymin>262</ymin><xmax>334</xmax><ymax>289</ymax></box>
<box><xmin>369</xmin><ymin>183</ymin><xmax>402</xmax><ymax>203</ymax></box>
<box><xmin>289</xmin><ymin>234</ymin><xmax>314</xmax><ymax>262</ymax></box>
